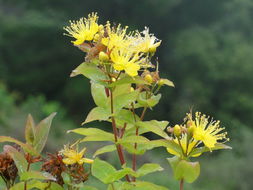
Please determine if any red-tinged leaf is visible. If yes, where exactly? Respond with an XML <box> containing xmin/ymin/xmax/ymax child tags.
<box><xmin>25</xmin><ymin>114</ymin><xmax>36</xmax><ymax>145</ymax></box>
<box><xmin>4</xmin><ymin>145</ymin><xmax>28</xmax><ymax>174</ymax></box>
<box><xmin>33</xmin><ymin>113</ymin><xmax>57</xmax><ymax>154</ymax></box>
<box><xmin>0</xmin><ymin>136</ymin><xmax>38</xmax><ymax>156</ymax></box>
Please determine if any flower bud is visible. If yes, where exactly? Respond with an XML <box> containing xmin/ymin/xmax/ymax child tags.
<box><xmin>149</xmin><ymin>46</ymin><xmax>157</xmax><ymax>53</ymax></box>
<box><xmin>188</xmin><ymin>125</ymin><xmax>195</xmax><ymax>135</ymax></box>
<box><xmin>111</xmin><ymin>77</ymin><xmax>116</xmax><ymax>82</ymax></box>
<box><xmin>93</xmin><ymin>34</ymin><xmax>100</xmax><ymax>41</ymax></box>
<box><xmin>130</xmin><ymin>87</ymin><xmax>135</xmax><ymax>92</ymax></box>
<box><xmin>99</xmin><ymin>24</ymin><xmax>104</xmax><ymax>31</ymax></box>
<box><xmin>99</xmin><ymin>52</ymin><xmax>109</xmax><ymax>61</ymax></box>
<box><xmin>157</xmin><ymin>79</ymin><xmax>164</xmax><ymax>86</ymax></box>
<box><xmin>173</xmin><ymin>125</ymin><xmax>181</xmax><ymax>137</ymax></box>
<box><xmin>144</xmin><ymin>74</ymin><xmax>153</xmax><ymax>83</ymax></box>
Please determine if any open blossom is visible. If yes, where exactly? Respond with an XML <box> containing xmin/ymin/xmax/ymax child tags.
<box><xmin>188</xmin><ymin>112</ymin><xmax>229</xmax><ymax>149</ymax></box>
<box><xmin>64</xmin><ymin>12</ymin><xmax>99</xmax><ymax>45</ymax></box>
<box><xmin>110</xmin><ymin>48</ymin><xmax>145</xmax><ymax>76</ymax></box>
<box><xmin>60</xmin><ymin>145</ymin><xmax>93</xmax><ymax>165</ymax></box>
<box><xmin>133</xmin><ymin>27</ymin><xmax>161</xmax><ymax>53</ymax></box>
<box><xmin>101</xmin><ymin>22</ymin><xmax>132</xmax><ymax>50</ymax></box>
<box><xmin>167</xmin><ymin>134</ymin><xmax>201</xmax><ymax>157</ymax></box>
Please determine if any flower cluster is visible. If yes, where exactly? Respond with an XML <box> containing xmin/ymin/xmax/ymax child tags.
<box><xmin>167</xmin><ymin>111</ymin><xmax>229</xmax><ymax>158</ymax></box>
<box><xmin>64</xmin><ymin>12</ymin><xmax>161</xmax><ymax>77</ymax></box>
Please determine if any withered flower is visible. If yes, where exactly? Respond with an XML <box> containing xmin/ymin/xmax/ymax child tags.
<box><xmin>41</xmin><ymin>152</ymin><xmax>66</xmax><ymax>186</ymax></box>
<box><xmin>0</xmin><ymin>150</ymin><xmax>18</xmax><ymax>188</ymax></box>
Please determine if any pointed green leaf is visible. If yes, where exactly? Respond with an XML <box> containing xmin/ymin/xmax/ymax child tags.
<box><xmin>70</xmin><ymin>62</ymin><xmax>108</xmax><ymax>85</ymax></box>
<box><xmin>136</xmin><ymin>120</ymin><xmax>169</xmax><ymax>138</ymax></box>
<box><xmin>108</xmin><ymin>75</ymin><xmax>148</xmax><ymax>87</ymax></box>
<box><xmin>33</xmin><ymin>112</ymin><xmax>57</xmax><ymax>153</ymax></box>
<box><xmin>118</xmin><ymin>136</ymin><xmax>149</xmax><ymax>144</ymax></box>
<box><xmin>133</xmin><ymin>181</ymin><xmax>169</xmax><ymax>190</ymax></box>
<box><xmin>113</xmin><ymin>84</ymin><xmax>131</xmax><ymax>97</ymax></box>
<box><xmin>0</xmin><ymin>136</ymin><xmax>38</xmax><ymax>156</ymax></box>
<box><xmin>174</xmin><ymin>160</ymin><xmax>200</xmax><ymax>183</ymax></box>
<box><xmin>93</xmin><ymin>145</ymin><xmax>116</xmax><ymax>157</ymax></box>
<box><xmin>79</xmin><ymin>186</ymin><xmax>98</xmax><ymax>190</ymax></box>
<box><xmin>91</xmin><ymin>82</ymin><xmax>108</xmax><ymax>108</ymax></box>
<box><xmin>137</xmin><ymin>163</ymin><xmax>163</xmax><ymax>177</ymax></box>
<box><xmin>25</xmin><ymin>114</ymin><xmax>36</xmax><ymax>145</ymax></box>
<box><xmin>162</xmin><ymin>79</ymin><xmax>175</xmax><ymax>87</ymax></box>
<box><xmin>91</xmin><ymin>158</ymin><xmax>116</xmax><ymax>184</ymax></box>
<box><xmin>82</xmin><ymin>107</ymin><xmax>110</xmax><ymax>124</ymax></box>
<box><xmin>137</xmin><ymin>92</ymin><xmax>161</xmax><ymax>108</ymax></box>
<box><xmin>4</xmin><ymin>145</ymin><xmax>28</xmax><ymax>174</ymax></box>
<box><xmin>167</xmin><ymin>156</ymin><xmax>181</xmax><ymax>173</ymax></box>
<box><xmin>189</xmin><ymin>143</ymin><xmax>232</xmax><ymax>157</ymax></box>
<box><xmin>20</xmin><ymin>171</ymin><xmax>56</xmax><ymax>181</ymax></box>
<box><xmin>69</xmin><ymin>128</ymin><xmax>114</xmax><ymax>142</ymax></box>
<box><xmin>113</xmin><ymin>90</ymin><xmax>139</xmax><ymax>114</ymax></box>
<box><xmin>114</xmin><ymin>109</ymin><xmax>139</xmax><ymax>128</ymax></box>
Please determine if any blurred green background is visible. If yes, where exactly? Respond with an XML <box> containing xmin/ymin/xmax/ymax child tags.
<box><xmin>0</xmin><ymin>0</ymin><xmax>252</xmax><ymax>189</ymax></box>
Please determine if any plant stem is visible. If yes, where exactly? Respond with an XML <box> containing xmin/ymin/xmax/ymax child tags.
<box><xmin>110</xmin><ymin>89</ymin><xmax>131</xmax><ymax>182</ymax></box>
<box><xmin>180</xmin><ymin>179</ymin><xmax>184</xmax><ymax>190</ymax></box>
<box><xmin>132</xmin><ymin>107</ymin><xmax>147</xmax><ymax>181</ymax></box>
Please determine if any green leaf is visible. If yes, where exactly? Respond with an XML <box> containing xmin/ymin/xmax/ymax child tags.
<box><xmin>69</xmin><ymin>128</ymin><xmax>114</xmax><ymax>142</ymax></box>
<box><xmin>79</xmin><ymin>186</ymin><xmax>98</xmax><ymax>190</ymax></box>
<box><xmin>4</xmin><ymin>145</ymin><xmax>28</xmax><ymax>174</ymax></box>
<box><xmin>91</xmin><ymin>82</ymin><xmax>108</xmax><ymax>108</ymax></box>
<box><xmin>174</xmin><ymin>160</ymin><xmax>200</xmax><ymax>183</ymax></box>
<box><xmin>152</xmin><ymin>139</ymin><xmax>182</xmax><ymax>156</ymax></box>
<box><xmin>33</xmin><ymin>112</ymin><xmax>57</xmax><ymax>154</ymax></box>
<box><xmin>0</xmin><ymin>136</ymin><xmax>38</xmax><ymax>156</ymax></box>
<box><xmin>113</xmin><ymin>90</ymin><xmax>139</xmax><ymax>114</ymax></box>
<box><xmin>70</xmin><ymin>62</ymin><xmax>108</xmax><ymax>85</ymax></box>
<box><xmin>47</xmin><ymin>182</ymin><xmax>64</xmax><ymax>190</ymax></box>
<box><xmin>91</xmin><ymin>158</ymin><xmax>116</xmax><ymax>184</ymax></box>
<box><xmin>137</xmin><ymin>92</ymin><xmax>161</xmax><ymax>108</ymax></box>
<box><xmin>167</xmin><ymin>156</ymin><xmax>181</xmax><ymax>174</ymax></box>
<box><xmin>20</xmin><ymin>171</ymin><xmax>56</xmax><ymax>181</ymax></box>
<box><xmin>189</xmin><ymin>143</ymin><xmax>232</xmax><ymax>157</ymax></box>
<box><xmin>105</xmin><ymin>168</ymin><xmax>137</xmax><ymax>183</ymax></box>
<box><xmin>162</xmin><ymin>79</ymin><xmax>175</xmax><ymax>87</ymax></box>
<box><xmin>9</xmin><ymin>182</ymin><xmax>25</xmax><ymax>190</ymax></box>
<box><xmin>113</xmin><ymin>84</ymin><xmax>131</xmax><ymax>97</ymax></box>
<box><xmin>25</xmin><ymin>114</ymin><xmax>36</xmax><ymax>145</ymax></box>
<box><xmin>93</xmin><ymin>145</ymin><xmax>116</xmax><ymax>157</ymax></box>
<box><xmin>132</xmin><ymin>181</ymin><xmax>169</xmax><ymax>190</ymax></box>
<box><xmin>82</xmin><ymin>107</ymin><xmax>110</xmax><ymax>124</ymax></box>
<box><xmin>114</xmin><ymin>109</ymin><xmax>139</xmax><ymax>128</ymax></box>
<box><xmin>136</xmin><ymin>163</ymin><xmax>163</xmax><ymax>177</ymax></box>
<box><xmin>118</xmin><ymin>136</ymin><xmax>150</xmax><ymax>144</ymax></box>
<box><xmin>109</xmin><ymin>75</ymin><xmax>148</xmax><ymax>87</ymax></box>
<box><xmin>136</xmin><ymin>120</ymin><xmax>169</xmax><ymax>138</ymax></box>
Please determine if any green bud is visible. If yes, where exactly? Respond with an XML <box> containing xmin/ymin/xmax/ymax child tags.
<box><xmin>173</xmin><ymin>125</ymin><xmax>181</xmax><ymax>137</ymax></box>
<box><xmin>149</xmin><ymin>46</ymin><xmax>157</xmax><ymax>53</ymax></box>
<box><xmin>99</xmin><ymin>52</ymin><xmax>109</xmax><ymax>61</ymax></box>
<box><xmin>158</xmin><ymin>79</ymin><xmax>164</xmax><ymax>86</ymax></box>
<box><xmin>111</xmin><ymin>77</ymin><xmax>116</xmax><ymax>82</ymax></box>
<box><xmin>144</xmin><ymin>74</ymin><xmax>153</xmax><ymax>83</ymax></box>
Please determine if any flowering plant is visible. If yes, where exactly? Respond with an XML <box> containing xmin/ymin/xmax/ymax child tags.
<box><xmin>0</xmin><ymin>13</ymin><xmax>231</xmax><ymax>190</ymax></box>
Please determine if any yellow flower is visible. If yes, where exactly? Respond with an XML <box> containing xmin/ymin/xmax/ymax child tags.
<box><xmin>64</xmin><ymin>12</ymin><xmax>99</xmax><ymax>45</ymax></box>
<box><xmin>188</xmin><ymin>112</ymin><xmax>229</xmax><ymax>149</ymax></box>
<box><xmin>133</xmin><ymin>27</ymin><xmax>161</xmax><ymax>53</ymax></box>
<box><xmin>60</xmin><ymin>145</ymin><xmax>93</xmax><ymax>165</ymax></box>
<box><xmin>167</xmin><ymin>134</ymin><xmax>201</xmax><ymax>157</ymax></box>
<box><xmin>110</xmin><ymin>48</ymin><xmax>144</xmax><ymax>76</ymax></box>
<box><xmin>101</xmin><ymin>22</ymin><xmax>132</xmax><ymax>50</ymax></box>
